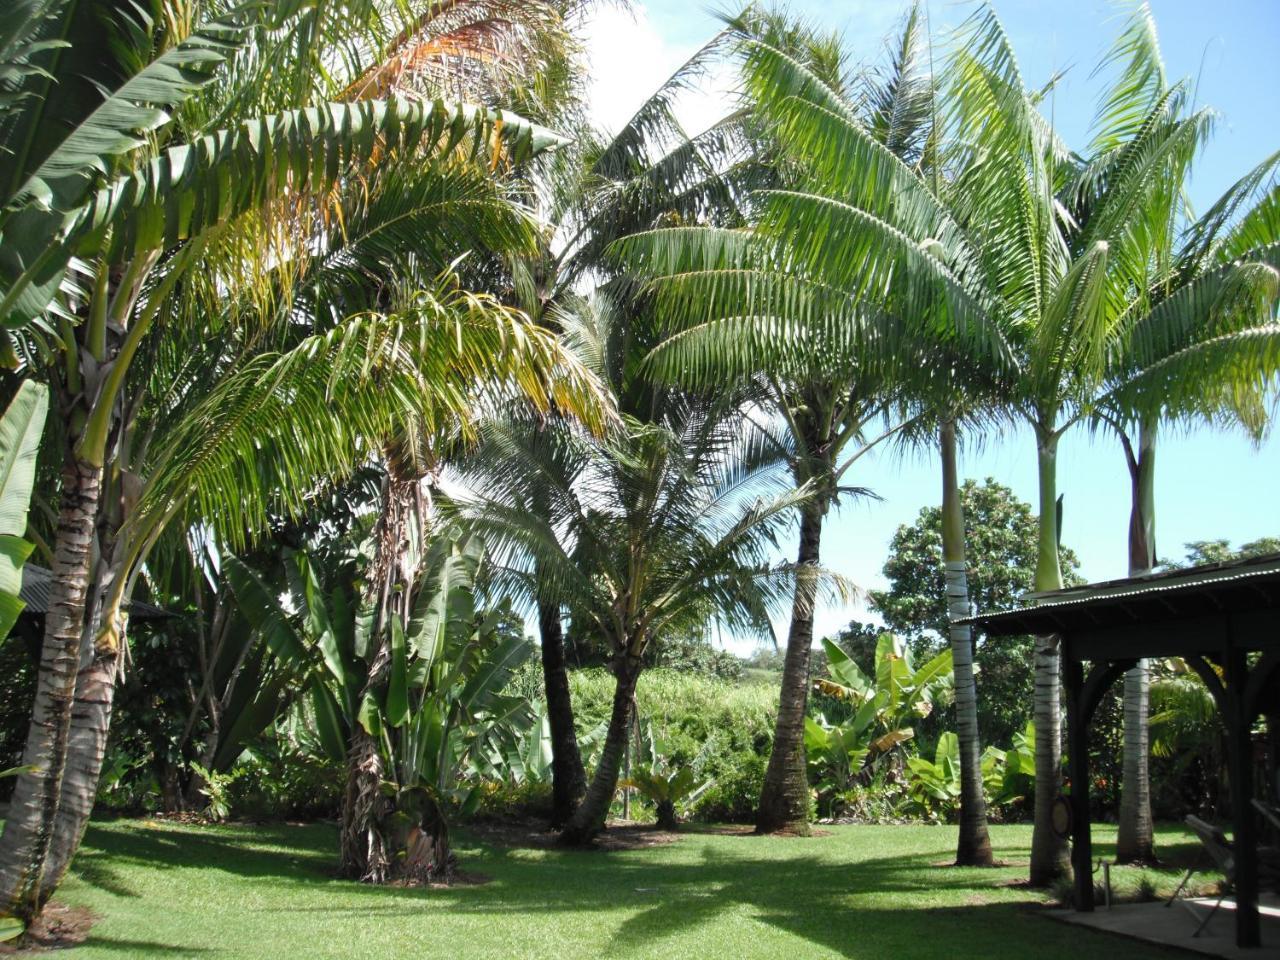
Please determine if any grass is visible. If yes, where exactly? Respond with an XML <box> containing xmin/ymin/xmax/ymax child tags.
<box><xmin>45</xmin><ymin>819</ymin><xmax>1213</xmax><ymax>959</ymax></box>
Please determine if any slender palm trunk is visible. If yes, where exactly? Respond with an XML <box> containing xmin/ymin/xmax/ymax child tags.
<box><xmin>940</xmin><ymin>422</ymin><xmax>994</xmax><ymax>866</ymax></box>
<box><xmin>538</xmin><ymin>597</ymin><xmax>586</xmax><ymax>825</ymax></box>
<box><xmin>1029</xmin><ymin>432</ymin><xmax>1069</xmax><ymax>886</ymax></box>
<box><xmin>560</xmin><ymin>653</ymin><xmax>642</xmax><ymax>845</ymax></box>
<box><xmin>757</xmin><ymin>499</ymin><xmax>824</xmax><ymax>835</ymax></box>
<box><xmin>1117</xmin><ymin>421</ymin><xmax>1155</xmax><ymax>863</ymax></box>
<box><xmin>0</xmin><ymin>454</ymin><xmax>102</xmax><ymax>924</ymax></box>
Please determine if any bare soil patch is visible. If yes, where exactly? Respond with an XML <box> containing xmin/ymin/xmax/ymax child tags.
<box><xmin>0</xmin><ymin>902</ymin><xmax>98</xmax><ymax>955</ymax></box>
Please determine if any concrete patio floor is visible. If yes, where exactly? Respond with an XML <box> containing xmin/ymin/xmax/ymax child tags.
<box><xmin>1053</xmin><ymin>893</ymin><xmax>1280</xmax><ymax>959</ymax></box>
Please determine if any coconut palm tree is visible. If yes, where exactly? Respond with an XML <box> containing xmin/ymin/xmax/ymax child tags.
<box><xmin>1076</xmin><ymin>11</ymin><xmax>1280</xmax><ymax>862</ymax></box>
<box><xmin>618</xmin><ymin>7</ymin><xmax>1009</xmax><ymax>853</ymax></box>
<box><xmin>461</xmin><ymin>297</ymin><xmax>830</xmax><ymax>844</ymax></box>
<box><xmin>1035</xmin><ymin>2</ymin><xmax>1278</xmax><ymax>865</ymax></box>
<box><xmin>622</xmin><ymin>1</ymin><xmax>1275</xmax><ymax>884</ymax></box>
<box><xmin>0</xmin><ymin>0</ymin><xmax>575</xmax><ymax>925</ymax></box>
<box><xmin>479</xmin><ymin>30</ymin><xmax>753</xmax><ymax>825</ymax></box>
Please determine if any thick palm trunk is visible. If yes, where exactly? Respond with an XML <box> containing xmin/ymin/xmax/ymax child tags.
<box><xmin>538</xmin><ymin>597</ymin><xmax>586</xmax><ymax>825</ymax></box>
<box><xmin>340</xmin><ymin>726</ymin><xmax>391</xmax><ymax>881</ymax></box>
<box><xmin>940</xmin><ymin>422</ymin><xmax>994</xmax><ymax>866</ymax></box>
<box><xmin>340</xmin><ymin>472</ymin><xmax>416</xmax><ymax>882</ymax></box>
<box><xmin>40</xmin><ymin>630</ymin><xmax>122</xmax><ymax>900</ymax></box>
<box><xmin>0</xmin><ymin>455</ymin><xmax>102</xmax><ymax>924</ymax></box>
<box><xmin>1117</xmin><ymin>422</ymin><xmax>1155</xmax><ymax>863</ymax></box>
<box><xmin>1029</xmin><ymin>433</ymin><xmax>1069</xmax><ymax>886</ymax></box>
<box><xmin>560</xmin><ymin>654</ymin><xmax>641</xmax><ymax>845</ymax></box>
<box><xmin>757</xmin><ymin>500</ymin><xmax>823</xmax><ymax>835</ymax></box>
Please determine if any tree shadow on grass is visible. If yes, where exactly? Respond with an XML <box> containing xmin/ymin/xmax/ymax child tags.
<box><xmin>68</xmin><ymin>822</ymin><xmax>1186</xmax><ymax>959</ymax></box>
<box><xmin>75</xmin><ymin>822</ymin><xmax>338</xmax><ymax>888</ymax></box>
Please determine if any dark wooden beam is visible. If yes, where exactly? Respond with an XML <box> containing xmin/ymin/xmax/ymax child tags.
<box><xmin>1064</xmin><ymin>656</ymin><xmax>1094</xmax><ymax>914</ymax></box>
<box><xmin>1081</xmin><ymin>659</ymin><xmax>1135</xmax><ymax>723</ymax></box>
<box><xmin>1183</xmin><ymin>655</ymin><xmax>1227</xmax><ymax>713</ymax></box>
<box><xmin>1226</xmin><ymin>644</ymin><xmax>1260</xmax><ymax>948</ymax></box>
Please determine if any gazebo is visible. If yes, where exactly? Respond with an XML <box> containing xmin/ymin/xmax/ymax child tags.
<box><xmin>963</xmin><ymin>552</ymin><xmax>1280</xmax><ymax>949</ymax></box>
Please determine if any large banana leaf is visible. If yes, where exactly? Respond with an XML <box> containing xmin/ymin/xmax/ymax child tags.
<box><xmin>8</xmin><ymin>1</ymin><xmax>266</xmax><ymax>214</ymax></box>
<box><xmin>406</xmin><ymin>533</ymin><xmax>482</xmax><ymax>668</ymax></box>
<box><xmin>0</xmin><ymin>380</ymin><xmax>47</xmax><ymax>639</ymax></box>
<box><xmin>223</xmin><ymin>555</ymin><xmax>308</xmax><ymax>665</ymax></box>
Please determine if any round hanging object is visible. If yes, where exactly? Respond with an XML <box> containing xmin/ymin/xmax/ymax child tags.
<box><xmin>1051</xmin><ymin>794</ymin><xmax>1072</xmax><ymax>838</ymax></box>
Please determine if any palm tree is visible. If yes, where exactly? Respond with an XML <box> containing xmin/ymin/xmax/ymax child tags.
<box><xmin>481</xmin><ymin>31</ymin><xmax>752</xmax><ymax>826</ymax></box>
<box><xmin>625</xmin><ymin>1</ymin><xmax>1271</xmax><ymax>884</ymax></box>
<box><xmin>463</xmin><ymin>298</ymin><xmax>825</xmax><ymax>844</ymax></box>
<box><xmin>1076</xmin><ymin>10</ymin><xmax>1280</xmax><ymax>864</ymax></box>
<box><xmin>618</xmin><ymin>7</ymin><xmax>1008</xmax><ymax>850</ymax></box>
<box><xmin>0</xmin><ymin>0</ymin><xmax>572</xmax><ymax>924</ymax></box>
<box><xmin>335</xmin><ymin>275</ymin><xmax>611</xmax><ymax>880</ymax></box>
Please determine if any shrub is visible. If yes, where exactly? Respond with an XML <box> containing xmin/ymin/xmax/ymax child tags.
<box><xmin>568</xmin><ymin>668</ymin><xmax>777</xmax><ymax>823</ymax></box>
<box><xmin>471</xmin><ymin>780</ymin><xmax>554</xmax><ymax>820</ymax></box>
<box><xmin>226</xmin><ymin>745</ymin><xmax>344</xmax><ymax>820</ymax></box>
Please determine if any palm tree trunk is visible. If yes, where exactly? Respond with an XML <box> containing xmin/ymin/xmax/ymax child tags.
<box><xmin>1029</xmin><ymin>432</ymin><xmax>1069</xmax><ymax>886</ymax></box>
<box><xmin>560</xmin><ymin>654</ymin><xmax>642</xmax><ymax>845</ymax></box>
<box><xmin>340</xmin><ymin>471</ymin><xmax>418</xmax><ymax>882</ymax></box>
<box><xmin>756</xmin><ymin>499</ymin><xmax>823</xmax><ymax>835</ymax></box>
<box><xmin>0</xmin><ymin>455</ymin><xmax>102</xmax><ymax>924</ymax></box>
<box><xmin>1117</xmin><ymin>421</ymin><xmax>1155</xmax><ymax>863</ymax></box>
<box><xmin>538</xmin><ymin>597</ymin><xmax>586</xmax><ymax>825</ymax></box>
<box><xmin>40</xmin><ymin>621</ymin><xmax>123</xmax><ymax>901</ymax></box>
<box><xmin>340</xmin><ymin>725</ymin><xmax>391</xmax><ymax>882</ymax></box>
<box><xmin>940</xmin><ymin>421</ymin><xmax>994</xmax><ymax>866</ymax></box>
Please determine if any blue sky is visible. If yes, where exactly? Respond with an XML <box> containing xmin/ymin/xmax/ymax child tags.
<box><xmin>581</xmin><ymin>1</ymin><xmax>1280</xmax><ymax>648</ymax></box>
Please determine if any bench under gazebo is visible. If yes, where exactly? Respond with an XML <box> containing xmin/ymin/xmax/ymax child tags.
<box><xmin>963</xmin><ymin>553</ymin><xmax>1280</xmax><ymax>950</ymax></box>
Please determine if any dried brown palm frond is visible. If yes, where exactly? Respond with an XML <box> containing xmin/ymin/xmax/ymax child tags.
<box><xmin>341</xmin><ymin>0</ymin><xmax>570</xmax><ymax>106</ymax></box>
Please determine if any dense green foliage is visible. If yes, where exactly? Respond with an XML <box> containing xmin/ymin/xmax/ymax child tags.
<box><xmin>569</xmin><ymin>669</ymin><xmax>778</xmax><ymax>823</ymax></box>
<box><xmin>0</xmin><ymin>0</ymin><xmax>1276</xmax><ymax>939</ymax></box>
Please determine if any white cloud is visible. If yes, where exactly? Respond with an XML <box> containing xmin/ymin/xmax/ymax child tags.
<box><xmin>580</xmin><ymin>4</ymin><xmax>736</xmax><ymax>140</ymax></box>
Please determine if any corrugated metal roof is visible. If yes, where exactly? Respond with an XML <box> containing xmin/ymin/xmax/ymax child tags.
<box><xmin>19</xmin><ymin>565</ymin><xmax>171</xmax><ymax>620</ymax></box>
<box><xmin>959</xmin><ymin>551</ymin><xmax>1280</xmax><ymax>633</ymax></box>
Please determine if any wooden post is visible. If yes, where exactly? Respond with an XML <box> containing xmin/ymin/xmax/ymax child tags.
<box><xmin>1227</xmin><ymin>643</ymin><xmax>1260</xmax><ymax>948</ymax></box>
<box><xmin>1064</xmin><ymin>649</ymin><xmax>1093</xmax><ymax>912</ymax></box>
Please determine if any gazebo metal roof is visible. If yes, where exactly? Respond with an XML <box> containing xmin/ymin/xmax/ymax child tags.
<box><xmin>19</xmin><ymin>564</ymin><xmax>171</xmax><ymax>620</ymax></box>
<box><xmin>959</xmin><ymin>552</ymin><xmax>1280</xmax><ymax>634</ymax></box>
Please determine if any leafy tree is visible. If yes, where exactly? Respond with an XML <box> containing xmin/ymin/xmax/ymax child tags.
<box><xmin>1172</xmin><ymin>538</ymin><xmax>1280</xmax><ymax>567</ymax></box>
<box><xmin>867</xmin><ymin>479</ymin><xmax>1081</xmax><ymax>748</ymax></box>
<box><xmin>0</xmin><ymin>0</ymin><xmax>578</xmax><ymax>926</ymax></box>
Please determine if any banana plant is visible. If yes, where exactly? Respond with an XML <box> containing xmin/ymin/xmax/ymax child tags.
<box><xmin>815</xmin><ymin>633</ymin><xmax>954</xmax><ymax>733</ymax></box>
<box><xmin>907</xmin><ymin>723</ymin><xmax>1035</xmax><ymax>819</ymax></box>
<box><xmin>805</xmin><ymin>632</ymin><xmax>952</xmax><ymax>816</ymax></box>
<box><xmin>0</xmin><ymin>382</ymin><xmax>47</xmax><ymax>641</ymax></box>
<box><xmin>227</xmin><ymin>529</ymin><xmax>533</xmax><ymax>881</ymax></box>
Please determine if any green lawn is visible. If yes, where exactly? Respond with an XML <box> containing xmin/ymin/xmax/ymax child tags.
<box><xmin>45</xmin><ymin>819</ymin><xmax>1210</xmax><ymax>959</ymax></box>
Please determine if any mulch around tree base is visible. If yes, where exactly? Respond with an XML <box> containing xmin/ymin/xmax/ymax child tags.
<box><xmin>698</xmin><ymin>825</ymin><xmax>833</xmax><ymax>838</ymax></box>
<box><xmin>465</xmin><ymin>817</ymin><xmax>683</xmax><ymax>851</ymax></box>
<box><xmin>0</xmin><ymin>902</ymin><xmax>98</xmax><ymax>955</ymax></box>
